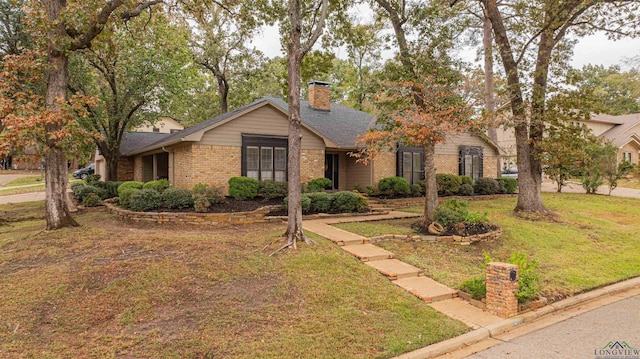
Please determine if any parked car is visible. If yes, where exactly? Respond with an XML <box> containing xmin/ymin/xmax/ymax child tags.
<box><xmin>501</xmin><ymin>167</ymin><xmax>518</xmax><ymax>179</ymax></box>
<box><xmin>73</xmin><ymin>163</ymin><xmax>95</xmax><ymax>179</ymax></box>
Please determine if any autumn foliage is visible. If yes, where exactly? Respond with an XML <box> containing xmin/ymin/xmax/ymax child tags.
<box><xmin>0</xmin><ymin>50</ymin><xmax>98</xmax><ymax>159</ymax></box>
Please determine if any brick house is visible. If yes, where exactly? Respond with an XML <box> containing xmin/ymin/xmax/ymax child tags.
<box><xmin>104</xmin><ymin>81</ymin><xmax>501</xmax><ymax>191</ymax></box>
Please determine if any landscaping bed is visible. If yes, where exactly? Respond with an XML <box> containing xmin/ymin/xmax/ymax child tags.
<box><xmin>333</xmin><ymin>193</ymin><xmax>640</xmax><ymax>302</ymax></box>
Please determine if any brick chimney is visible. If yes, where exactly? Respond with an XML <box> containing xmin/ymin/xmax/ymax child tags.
<box><xmin>308</xmin><ymin>81</ymin><xmax>331</xmax><ymax>111</ymax></box>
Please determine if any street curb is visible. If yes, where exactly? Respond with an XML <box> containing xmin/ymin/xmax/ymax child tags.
<box><xmin>394</xmin><ymin>276</ymin><xmax>640</xmax><ymax>359</ymax></box>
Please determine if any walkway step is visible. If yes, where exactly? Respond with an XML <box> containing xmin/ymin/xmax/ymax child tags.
<box><xmin>303</xmin><ymin>222</ymin><xmax>368</xmax><ymax>246</ymax></box>
<box><xmin>341</xmin><ymin>244</ymin><xmax>394</xmax><ymax>262</ymax></box>
<box><xmin>393</xmin><ymin>276</ymin><xmax>457</xmax><ymax>303</ymax></box>
<box><xmin>366</xmin><ymin>259</ymin><xmax>423</xmax><ymax>280</ymax></box>
<box><xmin>429</xmin><ymin>298</ymin><xmax>502</xmax><ymax>329</ymax></box>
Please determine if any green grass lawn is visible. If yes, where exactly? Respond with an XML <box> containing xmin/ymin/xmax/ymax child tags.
<box><xmin>0</xmin><ymin>202</ymin><xmax>467</xmax><ymax>358</ymax></box>
<box><xmin>334</xmin><ymin>193</ymin><xmax>640</xmax><ymax>300</ymax></box>
<box><xmin>1</xmin><ymin>175</ymin><xmax>45</xmax><ymax>187</ymax></box>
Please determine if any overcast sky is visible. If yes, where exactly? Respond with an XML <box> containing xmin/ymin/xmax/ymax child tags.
<box><xmin>252</xmin><ymin>27</ymin><xmax>640</xmax><ymax>70</ymax></box>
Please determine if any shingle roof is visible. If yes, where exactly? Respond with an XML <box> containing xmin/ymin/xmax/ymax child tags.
<box><xmin>119</xmin><ymin>132</ymin><xmax>173</xmax><ymax>155</ymax></box>
<box><xmin>122</xmin><ymin>97</ymin><xmax>377</xmax><ymax>155</ymax></box>
<box><xmin>593</xmin><ymin>113</ymin><xmax>640</xmax><ymax>148</ymax></box>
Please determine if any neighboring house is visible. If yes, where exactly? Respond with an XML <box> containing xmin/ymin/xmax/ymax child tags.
<box><xmin>108</xmin><ymin>81</ymin><xmax>501</xmax><ymax>192</ymax></box>
<box><xmin>496</xmin><ymin>112</ymin><xmax>640</xmax><ymax>168</ymax></box>
<box><xmin>94</xmin><ymin>116</ymin><xmax>185</xmax><ymax>179</ymax></box>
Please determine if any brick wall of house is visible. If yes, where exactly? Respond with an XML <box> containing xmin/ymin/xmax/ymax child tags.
<box><xmin>435</xmin><ymin>154</ymin><xmax>500</xmax><ymax>179</ymax></box>
<box><xmin>189</xmin><ymin>144</ymin><xmax>241</xmax><ymax>192</ymax></box>
<box><xmin>619</xmin><ymin>142</ymin><xmax>640</xmax><ymax>164</ymax></box>
<box><xmin>170</xmin><ymin>144</ymin><xmax>192</xmax><ymax>189</ymax></box>
<box><xmin>301</xmin><ymin>149</ymin><xmax>325</xmax><ymax>183</ymax></box>
<box><xmin>372</xmin><ymin>151</ymin><xmax>396</xmax><ymax>184</ymax></box>
<box><xmin>484</xmin><ymin>155</ymin><xmax>499</xmax><ymax>178</ymax></box>
<box><xmin>117</xmin><ymin>157</ymin><xmax>135</xmax><ymax>181</ymax></box>
<box><xmin>133</xmin><ymin>156</ymin><xmax>143</xmax><ymax>182</ymax></box>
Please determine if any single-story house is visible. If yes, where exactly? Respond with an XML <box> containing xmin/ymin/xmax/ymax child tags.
<box><xmin>99</xmin><ymin>81</ymin><xmax>501</xmax><ymax>192</ymax></box>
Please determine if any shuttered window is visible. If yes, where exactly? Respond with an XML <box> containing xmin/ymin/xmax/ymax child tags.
<box><xmin>459</xmin><ymin>146</ymin><xmax>483</xmax><ymax>180</ymax></box>
<box><xmin>397</xmin><ymin>146</ymin><xmax>424</xmax><ymax>185</ymax></box>
<box><xmin>242</xmin><ymin>135</ymin><xmax>288</xmax><ymax>182</ymax></box>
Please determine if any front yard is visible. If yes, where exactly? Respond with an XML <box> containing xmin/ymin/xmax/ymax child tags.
<box><xmin>334</xmin><ymin>193</ymin><xmax>640</xmax><ymax>300</ymax></box>
<box><xmin>0</xmin><ymin>202</ymin><xmax>466</xmax><ymax>358</ymax></box>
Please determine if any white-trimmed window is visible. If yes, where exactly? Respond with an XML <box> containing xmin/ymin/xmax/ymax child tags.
<box><xmin>623</xmin><ymin>152</ymin><xmax>632</xmax><ymax>163</ymax></box>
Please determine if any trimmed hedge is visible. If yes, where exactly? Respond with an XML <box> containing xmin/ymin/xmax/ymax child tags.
<box><xmin>307</xmin><ymin>177</ymin><xmax>332</xmax><ymax>193</ymax></box>
<box><xmin>228</xmin><ymin>176</ymin><xmax>259</xmax><ymax>200</ymax></box>
<box><xmin>284</xmin><ymin>195</ymin><xmax>312</xmax><ymax>212</ymax></box>
<box><xmin>76</xmin><ymin>185</ymin><xmax>108</xmax><ymax>202</ymax></box>
<box><xmin>259</xmin><ymin>180</ymin><xmax>288</xmax><ymax>199</ymax></box>
<box><xmin>143</xmin><ymin>179</ymin><xmax>170</xmax><ymax>193</ymax></box>
<box><xmin>436</xmin><ymin>174</ymin><xmax>461</xmax><ymax>196</ymax></box>
<box><xmin>119</xmin><ymin>188</ymin><xmax>140</xmax><ymax>208</ymax></box>
<box><xmin>162</xmin><ymin>188</ymin><xmax>194</xmax><ymax>209</ymax></box>
<box><xmin>458</xmin><ymin>183</ymin><xmax>474</xmax><ymax>196</ymax></box>
<box><xmin>82</xmin><ymin>193</ymin><xmax>103</xmax><ymax>207</ymax></box>
<box><xmin>496</xmin><ymin>178</ymin><xmax>518</xmax><ymax>194</ymax></box>
<box><xmin>307</xmin><ymin>192</ymin><xmax>333</xmax><ymax>213</ymax></box>
<box><xmin>378</xmin><ymin>176</ymin><xmax>411</xmax><ymax>196</ymax></box>
<box><xmin>128</xmin><ymin>189</ymin><xmax>162</xmax><ymax>212</ymax></box>
<box><xmin>331</xmin><ymin>191</ymin><xmax>368</xmax><ymax>213</ymax></box>
<box><xmin>192</xmin><ymin>184</ymin><xmax>224</xmax><ymax>205</ymax></box>
<box><xmin>118</xmin><ymin>181</ymin><xmax>144</xmax><ymax>198</ymax></box>
<box><xmin>459</xmin><ymin>175</ymin><xmax>473</xmax><ymax>186</ymax></box>
<box><xmin>473</xmin><ymin>178</ymin><xmax>501</xmax><ymax>195</ymax></box>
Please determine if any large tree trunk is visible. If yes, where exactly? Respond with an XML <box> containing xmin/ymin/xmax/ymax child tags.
<box><xmin>484</xmin><ymin>0</ymin><xmax>547</xmax><ymax>214</ymax></box>
<box><xmin>44</xmin><ymin>0</ymin><xmax>78</xmax><ymax>229</ymax></box>
<box><xmin>482</xmin><ymin>8</ymin><xmax>499</xmax><ymax>176</ymax></box>
<box><xmin>284</xmin><ymin>0</ymin><xmax>305</xmax><ymax>246</ymax></box>
<box><xmin>216</xmin><ymin>74</ymin><xmax>229</xmax><ymax>114</ymax></box>
<box><xmin>422</xmin><ymin>142</ymin><xmax>438</xmax><ymax>226</ymax></box>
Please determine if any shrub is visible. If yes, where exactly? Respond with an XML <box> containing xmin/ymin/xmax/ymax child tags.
<box><xmin>433</xmin><ymin>199</ymin><xmax>469</xmax><ymax>228</ymax></box>
<box><xmin>410</xmin><ymin>183</ymin><xmax>424</xmax><ymax>197</ymax></box>
<box><xmin>82</xmin><ymin>193</ymin><xmax>103</xmax><ymax>207</ymax></box>
<box><xmin>119</xmin><ymin>188</ymin><xmax>140</xmax><ymax>208</ymax></box>
<box><xmin>162</xmin><ymin>188</ymin><xmax>194</xmax><ymax>209</ymax></box>
<box><xmin>71</xmin><ymin>182</ymin><xmax>86</xmax><ymax>200</ymax></box>
<box><xmin>129</xmin><ymin>189</ymin><xmax>162</xmax><ymax>212</ymax></box>
<box><xmin>306</xmin><ymin>177</ymin><xmax>333</xmax><ymax>192</ymax></box>
<box><xmin>365</xmin><ymin>184</ymin><xmax>376</xmax><ymax>196</ymax></box>
<box><xmin>84</xmin><ymin>174</ymin><xmax>101</xmax><ymax>185</ymax></box>
<box><xmin>465</xmin><ymin>212</ymin><xmax>489</xmax><ymax>224</ymax></box>
<box><xmin>193</xmin><ymin>194</ymin><xmax>210</xmax><ymax>213</ymax></box>
<box><xmin>460</xmin><ymin>278</ymin><xmax>486</xmax><ymax>300</ymax></box>
<box><xmin>353</xmin><ymin>184</ymin><xmax>363</xmax><ymax>193</ymax></box>
<box><xmin>118</xmin><ymin>181</ymin><xmax>143</xmax><ymax>198</ymax></box>
<box><xmin>473</xmin><ymin>178</ymin><xmax>501</xmax><ymax>195</ymax></box>
<box><xmin>331</xmin><ymin>191</ymin><xmax>368</xmax><ymax>213</ymax></box>
<box><xmin>284</xmin><ymin>195</ymin><xmax>312</xmax><ymax>213</ymax></box>
<box><xmin>459</xmin><ymin>175</ymin><xmax>473</xmax><ymax>186</ymax></box>
<box><xmin>228</xmin><ymin>176</ymin><xmax>259</xmax><ymax>200</ymax></box>
<box><xmin>378</xmin><ymin>176</ymin><xmax>411</xmax><ymax>196</ymax></box>
<box><xmin>192</xmin><ymin>184</ymin><xmax>224</xmax><ymax>205</ymax></box>
<box><xmin>143</xmin><ymin>179</ymin><xmax>170</xmax><ymax>193</ymax></box>
<box><xmin>436</xmin><ymin>174</ymin><xmax>461</xmax><ymax>196</ymax></box>
<box><xmin>509</xmin><ymin>252</ymin><xmax>540</xmax><ymax>303</ymax></box>
<box><xmin>76</xmin><ymin>185</ymin><xmax>108</xmax><ymax>202</ymax></box>
<box><xmin>105</xmin><ymin>181</ymin><xmax>123</xmax><ymax>198</ymax></box>
<box><xmin>307</xmin><ymin>192</ymin><xmax>333</xmax><ymax>213</ymax></box>
<box><xmin>496</xmin><ymin>178</ymin><xmax>518</xmax><ymax>194</ymax></box>
<box><xmin>582</xmin><ymin>173</ymin><xmax>603</xmax><ymax>194</ymax></box>
<box><xmin>259</xmin><ymin>180</ymin><xmax>288</xmax><ymax>199</ymax></box>
<box><xmin>458</xmin><ymin>183</ymin><xmax>474</xmax><ymax>196</ymax></box>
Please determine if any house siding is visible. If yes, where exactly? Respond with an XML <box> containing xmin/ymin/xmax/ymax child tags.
<box><xmin>346</xmin><ymin>155</ymin><xmax>372</xmax><ymax>190</ymax></box>
<box><xmin>373</xmin><ymin>151</ymin><xmax>396</xmax><ymax>184</ymax></box>
<box><xmin>199</xmin><ymin>105</ymin><xmax>325</xmax><ymax>150</ymax></box>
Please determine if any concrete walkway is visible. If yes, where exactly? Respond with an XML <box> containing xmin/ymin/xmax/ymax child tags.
<box><xmin>302</xmin><ymin>208</ymin><xmax>505</xmax><ymax>330</ymax></box>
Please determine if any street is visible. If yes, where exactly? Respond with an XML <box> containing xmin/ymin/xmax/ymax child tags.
<box><xmin>466</xmin><ymin>295</ymin><xmax>640</xmax><ymax>359</ymax></box>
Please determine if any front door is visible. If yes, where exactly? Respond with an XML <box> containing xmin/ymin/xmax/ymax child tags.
<box><xmin>324</xmin><ymin>153</ymin><xmax>339</xmax><ymax>190</ymax></box>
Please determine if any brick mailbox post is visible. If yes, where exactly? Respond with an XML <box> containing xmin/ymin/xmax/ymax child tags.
<box><xmin>486</xmin><ymin>262</ymin><xmax>519</xmax><ymax>318</ymax></box>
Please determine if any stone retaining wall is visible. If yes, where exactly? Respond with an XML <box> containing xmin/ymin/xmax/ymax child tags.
<box><xmin>105</xmin><ymin>203</ymin><xmax>284</xmax><ymax>226</ymax></box>
<box><xmin>369</xmin><ymin>229</ymin><xmax>503</xmax><ymax>245</ymax></box>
